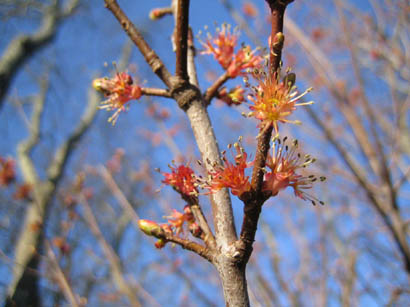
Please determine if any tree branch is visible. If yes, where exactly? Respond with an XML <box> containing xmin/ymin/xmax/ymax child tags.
<box><xmin>204</xmin><ymin>72</ymin><xmax>230</xmax><ymax>105</ymax></box>
<box><xmin>45</xmin><ymin>242</ymin><xmax>82</xmax><ymax>307</ymax></box>
<box><xmin>141</xmin><ymin>87</ymin><xmax>172</xmax><ymax>98</ymax></box>
<box><xmin>82</xmin><ymin>199</ymin><xmax>141</xmax><ymax>306</ymax></box>
<box><xmin>238</xmin><ymin>0</ymin><xmax>291</xmax><ymax>261</ymax></box>
<box><xmin>306</xmin><ymin>106</ymin><xmax>410</xmax><ymax>275</ymax></box>
<box><xmin>47</xmin><ymin>89</ymin><xmax>99</xmax><ymax>182</ymax></box>
<box><xmin>0</xmin><ymin>0</ymin><xmax>80</xmax><ymax>108</ymax></box>
<box><xmin>17</xmin><ymin>76</ymin><xmax>49</xmax><ymax>184</ymax></box>
<box><xmin>7</xmin><ymin>87</ymin><xmax>99</xmax><ymax>306</ymax></box>
<box><xmin>104</xmin><ymin>0</ymin><xmax>173</xmax><ymax>88</ymax></box>
<box><xmin>174</xmin><ymin>0</ymin><xmax>190</xmax><ymax>80</ymax></box>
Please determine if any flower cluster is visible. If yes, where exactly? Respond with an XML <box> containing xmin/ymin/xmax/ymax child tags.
<box><xmin>138</xmin><ymin>206</ymin><xmax>202</xmax><ymax>249</ymax></box>
<box><xmin>247</xmin><ymin>69</ymin><xmax>313</xmax><ymax>136</ymax></box>
<box><xmin>93</xmin><ymin>72</ymin><xmax>142</xmax><ymax>125</ymax></box>
<box><xmin>164</xmin><ymin>205</ymin><xmax>199</xmax><ymax>236</ymax></box>
<box><xmin>13</xmin><ymin>183</ymin><xmax>32</xmax><ymax>201</ymax></box>
<box><xmin>161</xmin><ymin>164</ymin><xmax>198</xmax><ymax>197</ymax></box>
<box><xmin>201</xmin><ymin>24</ymin><xmax>262</xmax><ymax>77</ymax></box>
<box><xmin>0</xmin><ymin>157</ymin><xmax>16</xmax><ymax>187</ymax></box>
<box><xmin>218</xmin><ymin>86</ymin><xmax>246</xmax><ymax>106</ymax></box>
<box><xmin>201</xmin><ymin>140</ymin><xmax>251</xmax><ymax>197</ymax></box>
<box><xmin>263</xmin><ymin>137</ymin><xmax>325</xmax><ymax>205</ymax></box>
<box><xmin>0</xmin><ymin>156</ymin><xmax>32</xmax><ymax>201</ymax></box>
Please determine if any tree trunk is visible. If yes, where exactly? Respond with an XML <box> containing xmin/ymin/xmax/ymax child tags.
<box><xmin>5</xmin><ymin>182</ymin><xmax>54</xmax><ymax>307</ymax></box>
<box><xmin>215</xmin><ymin>257</ymin><xmax>249</xmax><ymax>307</ymax></box>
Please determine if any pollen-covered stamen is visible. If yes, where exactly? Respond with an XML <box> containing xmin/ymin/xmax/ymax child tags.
<box><xmin>263</xmin><ymin>137</ymin><xmax>325</xmax><ymax>204</ymax></box>
<box><xmin>247</xmin><ymin>68</ymin><xmax>314</xmax><ymax>136</ymax></box>
<box><xmin>200</xmin><ymin>138</ymin><xmax>251</xmax><ymax>197</ymax></box>
<box><xmin>93</xmin><ymin>70</ymin><xmax>142</xmax><ymax>125</ymax></box>
<box><xmin>162</xmin><ymin>205</ymin><xmax>198</xmax><ymax>236</ymax></box>
<box><xmin>161</xmin><ymin>163</ymin><xmax>198</xmax><ymax>197</ymax></box>
<box><xmin>218</xmin><ymin>86</ymin><xmax>246</xmax><ymax>106</ymax></box>
<box><xmin>199</xmin><ymin>23</ymin><xmax>262</xmax><ymax>77</ymax></box>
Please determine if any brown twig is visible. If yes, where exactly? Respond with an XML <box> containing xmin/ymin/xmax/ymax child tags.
<box><xmin>238</xmin><ymin>0</ymin><xmax>291</xmax><ymax>260</ymax></box>
<box><xmin>266</xmin><ymin>1</ymin><xmax>290</xmax><ymax>72</ymax></box>
<box><xmin>187</xmin><ymin>200</ymin><xmax>216</xmax><ymax>249</ymax></box>
<box><xmin>204</xmin><ymin>72</ymin><xmax>230</xmax><ymax>105</ymax></box>
<box><xmin>8</xmin><ymin>86</ymin><xmax>99</xmax><ymax>305</ymax></box>
<box><xmin>305</xmin><ymin>106</ymin><xmax>410</xmax><ymax>274</ymax></box>
<box><xmin>149</xmin><ymin>7</ymin><xmax>173</xmax><ymax>20</ymax></box>
<box><xmin>141</xmin><ymin>87</ymin><xmax>172</xmax><ymax>98</ymax></box>
<box><xmin>45</xmin><ymin>242</ymin><xmax>82</xmax><ymax>307</ymax></box>
<box><xmin>164</xmin><ymin>234</ymin><xmax>213</xmax><ymax>262</ymax></box>
<box><xmin>174</xmin><ymin>0</ymin><xmax>190</xmax><ymax>80</ymax></box>
<box><xmin>104</xmin><ymin>0</ymin><xmax>172</xmax><ymax>88</ymax></box>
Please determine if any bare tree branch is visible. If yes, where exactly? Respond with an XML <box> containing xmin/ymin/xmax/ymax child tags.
<box><xmin>82</xmin><ymin>198</ymin><xmax>142</xmax><ymax>307</ymax></box>
<box><xmin>6</xmin><ymin>88</ymin><xmax>98</xmax><ymax>306</ymax></box>
<box><xmin>45</xmin><ymin>242</ymin><xmax>83</xmax><ymax>307</ymax></box>
<box><xmin>174</xmin><ymin>0</ymin><xmax>189</xmax><ymax>80</ymax></box>
<box><xmin>0</xmin><ymin>0</ymin><xmax>80</xmax><ymax>108</ymax></box>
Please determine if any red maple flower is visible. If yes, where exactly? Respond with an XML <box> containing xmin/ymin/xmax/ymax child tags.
<box><xmin>13</xmin><ymin>183</ymin><xmax>32</xmax><ymax>200</ymax></box>
<box><xmin>164</xmin><ymin>209</ymin><xmax>187</xmax><ymax>235</ymax></box>
<box><xmin>242</xmin><ymin>2</ymin><xmax>258</xmax><ymax>17</ymax></box>
<box><xmin>227</xmin><ymin>45</ymin><xmax>262</xmax><ymax>77</ymax></box>
<box><xmin>0</xmin><ymin>157</ymin><xmax>16</xmax><ymax>187</ymax></box>
<box><xmin>201</xmin><ymin>24</ymin><xmax>262</xmax><ymax>77</ymax></box>
<box><xmin>162</xmin><ymin>164</ymin><xmax>198</xmax><ymax>196</ymax></box>
<box><xmin>248</xmin><ymin>70</ymin><xmax>313</xmax><ymax>136</ymax></box>
<box><xmin>218</xmin><ymin>86</ymin><xmax>246</xmax><ymax>106</ymax></box>
<box><xmin>162</xmin><ymin>206</ymin><xmax>195</xmax><ymax>236</ymax></box>
<box><xmin>263</xmin><ymin>137</ymin><xmax>325</xmax><ymax>205</ymax></box>
<box><xmin>93</xmin><ymin>72</ymin><xmax>142</xmax><ymax>124</ymax></box>
<box><xmin>205</xmin><ymin>141</ymin><xmax>251</xmax><ymax>197</ymax></box>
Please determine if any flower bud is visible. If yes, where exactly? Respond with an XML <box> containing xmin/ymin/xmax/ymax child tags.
<box><xmin>189</xmin><ymin>222</ymin><xmax>203</xmax><ymax>238</ymax></box>
<box><xmin>154</xmin><ymin>238</ymin><xmax>167</xmax><ymax>249</ymax></box>
<box><xmin>138</xmin><ymin>219</ymin><xmax>164</xmax><ymax>238</ymax></box>
<box><xmin>272</xmin><ymin>32</ymin><xmax>285</xmax><ymax>49</ymax></box>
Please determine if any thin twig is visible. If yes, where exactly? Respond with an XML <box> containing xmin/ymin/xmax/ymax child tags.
<box><xmin>97</xmin><ymin>165</ymin><xmax>140</xmax><ymax>224</ymax></box>
<box><xmin>45</xmin><ymin>241</ymin><xmax>82</xmax><ymax>307</ymax></box>
<box><xmin>187</xmin><ymin>27</ymin><xmax>199</xmax><ymax>86</ymax></box>
<box><xmin>104</xmin><ymin>0</ymin><xmax>173</xmax><ymax>88</ymax></box>
<box><xmin>174</xmin><ymin>0</ymin><xmax>190</xmax><ymax>80</ymax></box>
<box><xmin>187</xmin><ymin>200</ymin><xmax>216</xmax><ymax>249</ymax></box>
<box><xmin>204</xmin><ymin>72</ymin><xmax>230</xmax><ymax>105</ymax></box>
<box><xmin>141</xmin><ymin>87</ymin><xmax>172</xmax><ymax>98</ymax></box>
<box><xmin>238</xmin><ymin>0</ymin><xmax>291</xmax><ymax>261</ymax></box>
<box><xmin>82</xmin><ymin>198</ymin><xmax>142</xmax><ymax>306</ymax></box>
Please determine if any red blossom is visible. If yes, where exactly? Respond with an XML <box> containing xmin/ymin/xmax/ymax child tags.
<box><xmin>149</xmin><ymin>8</ymin><xmax>162</xmax><ymax>20</ymax></box>
<box><xmin>201</xmin><ymin>24</ymin><xmax>262</xmax><ymax>77</ymax></box>
<box><xmin>106</xmin><ymin>148</ymin><xmax>125</xmax><ymax>173</ymax></box>
<box><xmin>263</xmin><ymin>137</ymin><xmax>325</xmax><ymax>205</ymax></box>
<box><xmin>0</xmin><ymin>157</ymin><xmax>16</xmax><ymax>187</ymax></box>
<box><xmin>227</xmin><ymin>45</ymin><xmax>262</xmax><ymax>77</ymax></box>
<box><xmin>204</xmin><ymin>141</ymin><xmax>251</xmax><ymax>197</ymax></box>
<box><xmin>162</xmin><ymin>164</ymin><xmax>198</xmax><ymax>196</ymax></box>
<box><xmin>13</xmin><ymin>183</ymin><xmax>32</xmax><ymax>200</ymax></box>
<box><xmin>154</xmin><ymin>238</ymin><xmax>166</xmax><ymax>249</ymax></box>
<box><xmin>242</xmin><ymin>2</ymin><xmax>258</xmax><ymax>17</ymax></box>
<box><xmin>247</xmin><ymin>69</ymin><xmax>313</xmax><ymax>136</ymax></box>
<box><xmin>218</xmin><ymin>86</ymin><xmax>246</xmax><ymax>106</ymax></box>
<box><xmin>93</xmin><ymin>72</ymin><xmax>142</xmax><ymax>125</ymax></box>
<box><xmin>52</xmin><ymin>237</ymin><xmax>70</xmax><ymax>255</ymax></box>
<box><xmin>163</xmin><ymin>206</ymin><xmax>197</xmax><ymax>236</ymax></box>
<box><xmin>164</xmin><ymin>209</ymin><xmax>187</xmax><ymax>235</ymax></box>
